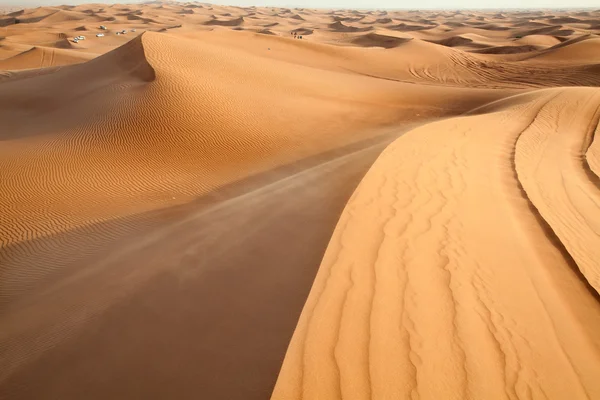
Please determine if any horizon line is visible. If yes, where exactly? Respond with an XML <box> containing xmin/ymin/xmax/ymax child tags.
<box><xmin>1</xmin><ymin>0</ymin><xmax>599</xmax><ymax>11</ymax></box>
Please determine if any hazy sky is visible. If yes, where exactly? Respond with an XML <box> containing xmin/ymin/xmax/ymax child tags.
<box><xmin>2</xmin><ymin>0</ymin><xmax>598</xmax><ymax>10</ymax></box>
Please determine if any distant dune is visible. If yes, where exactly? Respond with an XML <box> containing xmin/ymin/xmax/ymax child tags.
<box><xmin>205</xmin><ymin>16</ymin><xmax>244</xmax><ymax>26</ymax></box>
<box><xmin>328</xmin><ymin>20</ymin><xmax>372</xmax><ymax>32</ymax></box>
<box><xmin>350</xmin><ymin>33</ymin><xmax>412</xmax><ymax>48</ymax></box>
<box><xmin>389</xmin><ymin>22</ymin><xmax>432</xmax><ymax>31</ymax></box>
<box><xmin>2</xmin><ymin>3</ymin><xmax>600</xmax><ymax>400</ymax></box>
<box><xmin>470</xmin><ymin>44</ymin><xmax>539</xmax><ymax>54</ymax></box>
<box><xmin>428</xmin><ymin>35</ymin><xmax>477</xmax><ymax>47</ymax></box>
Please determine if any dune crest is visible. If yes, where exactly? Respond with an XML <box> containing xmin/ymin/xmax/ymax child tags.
<box><xmin>205</xmin><ymin>16</ymin><xmax>244</xmax><ymax>26</ymax></box>
<box><xmin>515</xmin><ymin>89</ymin><xmax>600</xmax><ymax>292</ymax></box>
<box><xmin>271</xmin><ymin>88</ymin><xmax>600</xmax><ymax>399</ymax></box>
<box><xmin>350</xmin><ymin>33</ymin><xmax>412</xmax><ymax>48</ymax></box>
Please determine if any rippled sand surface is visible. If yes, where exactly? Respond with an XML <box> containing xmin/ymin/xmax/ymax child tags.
<box><xmin>2</xmin><ymin>3</ymin><xmax>600</xmax><ymax>399</ymax></box>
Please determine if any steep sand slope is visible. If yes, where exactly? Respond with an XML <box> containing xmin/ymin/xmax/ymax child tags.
<box><xmin>587</xmin><ymin>125</ymin><xmax>600</xmax><ymax>178</ymax></box>
<box><xmin>272</xmin><ymin>89</ymin><xmax>600</xmax><ymax>400</ymax></box>
<box><xmin>515</xmin><ymin>89</ymin><xmax>600</xmax><ymax>292</ymax></box>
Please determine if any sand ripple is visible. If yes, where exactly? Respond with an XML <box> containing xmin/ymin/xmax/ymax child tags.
<box><xmin>2</xmin><ymin>4</ymin><xmax>600</xmax><ymax>399</ymax></box>
<box><xmin>272</xmin><ymin>88</ymin><xmax>600</xmax><ymax>400</ymax></box>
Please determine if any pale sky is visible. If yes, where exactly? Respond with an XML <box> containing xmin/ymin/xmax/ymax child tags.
<box><xmin>1</xmin><ymin>0</ymin><xmax>598</xmax><ymax>10</ymax></box>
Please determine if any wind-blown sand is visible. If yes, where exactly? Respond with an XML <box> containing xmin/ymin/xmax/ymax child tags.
<box><xmin>1</xmin><ymin>3</ymin><xmax>600</xmax><ymax>399</ymax></box>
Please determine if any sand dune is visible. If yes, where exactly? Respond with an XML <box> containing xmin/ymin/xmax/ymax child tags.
<box><xmin>0</xmin><ymin>29</ymin><xmax>506</xmax><ymax>257</ymax></box>
<box><xmin>470</xmin><ymin>44</ymin><xmax>538</xmax><ymax>54</ymax></box>
<box><xmin>2</xmin><ymin>3</ymin><xmax>600</xmax><ymax>400</ymax></box>
<box><xmin>428</xmin><ymin>35</ymin><xmax>479</xmax><ymax>47</ymax></box>
<box><xmin>292</xmin><ymin>27</ymin><xmax>312</xmax><ymax>35</ymax></box>
<box><xmin>350</xmin><ymin>33</ymin><xmax>412</xmax><ymax>48</ymax></box>
<box><xmin>514</xmin><ymin>34</ymin><xmax>561</xmax><ymax>47</ymax></box>
<box><xmin>40</xmin><ymin>9</ymin><xmax>93</xmax><ymax>23</ymax></box>
<box><xmin>328</xmin><ymin>20</ymin><xmax>372</xmax><ymax>32</ymax></box>
<box><xmin>514</xmin><ymin>89</ymin><xmax>600</xmax><ymax>292</ymax></box>
<box><xmin>0</xmin><ymin>46</ymin><xmax>94</xmax><ymax>69</ymax></box>
<box><xmin>205</xmin><ymin>16</ymin><xmax>244</xmax><ymax>26</ymax></box>
<box><xmin>522</xmin><ymin>36</ymin><xmax>600</xmax><ymax>63</ymax></box>
<box><xmin>272</xmin><ymin>88</ymin><xmax>600</xmax><ymax>400</ymax></box>
<box><xmin>389</xmin><ymin>22</ymin><xmax>432</xmax><ymax>31</ymax></box>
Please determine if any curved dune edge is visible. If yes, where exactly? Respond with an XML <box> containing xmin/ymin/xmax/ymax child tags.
<box><xmin>514</xmin><ymin>88</ymin><xmax>600</xmax><ymax>293</ymax></box>
<box><xmin>271</xmin><ymin>88</ymin><xmax>600</xmax><ymax>400</ymax></box>
<box><xmin>587</xmin><ymin>127</ymin><xmax>600</xmax><ymax>178</ymax></box>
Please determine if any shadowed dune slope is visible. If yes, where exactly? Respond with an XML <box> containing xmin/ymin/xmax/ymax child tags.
<box><xmin>205</xmin><ymin>16</ymin><xmax>244</xmax><ymax>26</ymax></box>
<box><xmin>428</xmin><ymin>35</ymin><xmax>477</xmax><ymax>47</ymax></box>
<box><xmin>350</xmin><ymin>33</ymin><xmax>412</xmax><ymax>48</ymax></box>
<box><xmin>328</xmin><ymin>20</ymin><xmax>371</xmax><ymax>32</ymax></box>
<box><xmin>272</xmin><ymin>88</ymin><xmax>600</xmax><ymax>400</ymax></box>
<box><xmin>470</xmin><ymin>44</ymin><xmax>538</xmax><ymax>54</ymax></box>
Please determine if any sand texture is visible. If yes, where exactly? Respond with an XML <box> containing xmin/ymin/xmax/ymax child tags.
<box><xmin>272</xmin><ymin>89</ymin><xmax>600</xmax><ymax>400</ymax></box>
<box><xmin>1</xmin><ymin>3</ymin><xmax>600</xmax><ymax>400</ymax></box>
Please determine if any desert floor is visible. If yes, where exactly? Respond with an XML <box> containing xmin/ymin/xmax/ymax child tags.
<box><xmin>1</xmin><ymin>3</ymin><xmax>600</xmax><ymax>399</ymax></box>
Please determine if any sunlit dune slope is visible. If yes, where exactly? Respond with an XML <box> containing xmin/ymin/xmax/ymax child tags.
<box><xmin>272</xmin><ymin>88</ymin><xmax>600</xmax><ymax>400</ymax></box>
<box><xmin>514</xmin><ymin>89</ymin><xmax>600</xmax><ymax>293</ymax></box>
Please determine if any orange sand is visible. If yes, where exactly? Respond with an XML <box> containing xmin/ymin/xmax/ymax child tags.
<box><xmin>1</xmin><ymin>3</ymin><xmax>600</xmax><ymax>399</ymax></box>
